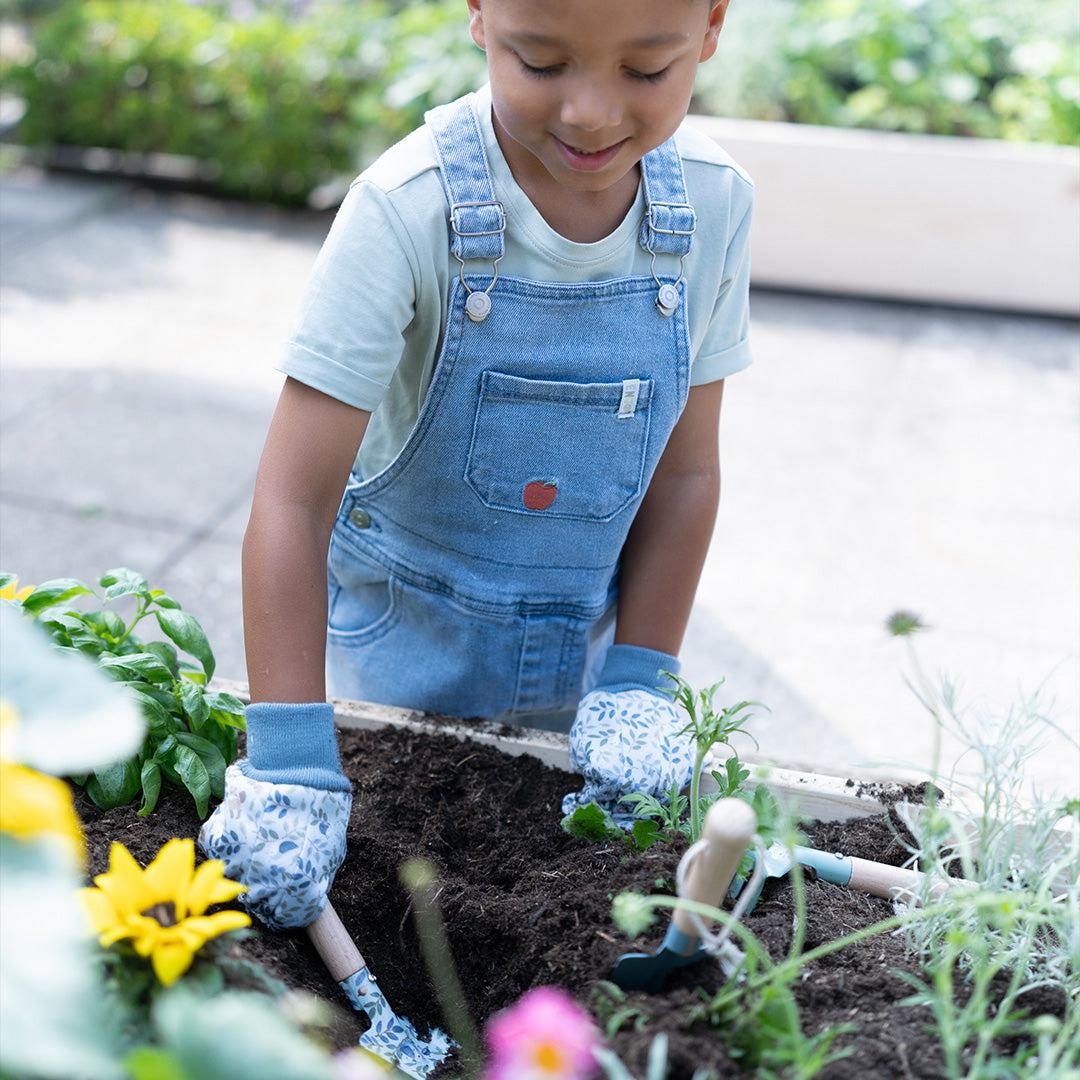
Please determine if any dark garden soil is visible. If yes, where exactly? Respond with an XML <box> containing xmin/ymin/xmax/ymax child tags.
<box><xmin>74</xmin><ymin>724</ymin><xmax>1061</xmax><ymax>1079</ymax></box>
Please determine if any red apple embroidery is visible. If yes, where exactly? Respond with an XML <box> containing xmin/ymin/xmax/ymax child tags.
<box><xmin>523</xmin><ymin>481</ymin><xmax>558</xmax><ymax>511</ymax></box>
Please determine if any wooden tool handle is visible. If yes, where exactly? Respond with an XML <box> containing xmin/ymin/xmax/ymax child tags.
<box><xmin>673</xmin><ymin>798</ymin><xmax>757</xmax><ymax>937</ymax></box>
<box><xmin>848</xmin><ymin>857</ymin><xmax>972</xmax><ymax>902</ymax></box>
<box><xmin>306</xmin><ymin>900</ymin><xmax>366</xmax><ymax>982</ymax></box>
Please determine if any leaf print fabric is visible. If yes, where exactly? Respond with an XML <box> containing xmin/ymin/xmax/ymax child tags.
<box><xmin>341</xmin><ymin>967</ymin><xmax>453</xmax><ymax>1077</ymax></box>
<box><xmin>198</xmin><ymin>764</ymin><xmax>352</xmax><ymax>930</ymax></box>
<box><xmin>561</xmin><ymin>688</ymin><xmax>695</xmax><ymax>824</ymax></box>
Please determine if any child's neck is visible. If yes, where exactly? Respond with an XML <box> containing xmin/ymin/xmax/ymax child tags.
<box><xmin>492</xmin><ymin>111</ymin><xmax>640</xmax><ymax>245</ymax></box>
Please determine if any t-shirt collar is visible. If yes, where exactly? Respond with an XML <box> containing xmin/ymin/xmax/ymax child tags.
<box><xmin>471</xmin><ymin>82</ymin><xmax>644</xmax><ymax>265</ymax></box>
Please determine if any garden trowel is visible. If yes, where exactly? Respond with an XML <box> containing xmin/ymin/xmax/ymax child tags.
<box><xmin>307</xmin><ymin>900</ymin><xmax>454</xmax><ymax>1079</ymax></box>
<box><xmin>610</xmin><ymin>798</ymin><xmax>757</xmax><ymax>993</ymax></box>
<box><xmin>729</xmin><ymin>842</ymin><xmax>975</xmax><ymax>912</ymax></box>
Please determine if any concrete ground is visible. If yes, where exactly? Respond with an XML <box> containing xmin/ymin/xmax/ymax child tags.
<box><xmin>2</xmin><ymin>168</ymin><xmax>1077</xmax><ymax>794</ymax></box>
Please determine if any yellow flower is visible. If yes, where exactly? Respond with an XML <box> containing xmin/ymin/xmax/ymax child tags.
<box><xmin>0</xmin><ymin>699</ymin><xmax>85</xmax><ymax>864</ymax></box>
<box><xmin>0</xmin><ymin>760</ymin><xmax>87</xmax><ymax>864</ymax></box>
<box><xmin>0</xmin><ymin>698</ymin><xmax>19</xmax><ymax>760</ymax></box>
<box><xmin>80</xmin><ymin>838</ymin><xmax>250</xmax><ymax>986</ymax></box>
<box><xmin>0</xmin><ymin>576</ymin><xmax>34</xmax><ymax>603</ymax></box>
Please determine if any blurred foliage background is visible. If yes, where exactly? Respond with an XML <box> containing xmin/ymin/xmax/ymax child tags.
<box><xmin>0</xmin><ymin>0</ymin><xmax>1076</xmax><ymax>205</ymax></box>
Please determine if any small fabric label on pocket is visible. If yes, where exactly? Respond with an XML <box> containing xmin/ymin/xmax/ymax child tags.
<box><xmin>617</xmin><ymin>378</ymin><xmax>641</xmax><ymax>419</ymax></box>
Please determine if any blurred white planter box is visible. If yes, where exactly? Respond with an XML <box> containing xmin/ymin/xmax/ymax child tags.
<box><xmin>688</xmin><ymin>115</ymin><xmax>1080</xmax><ymax>317</ymax></box>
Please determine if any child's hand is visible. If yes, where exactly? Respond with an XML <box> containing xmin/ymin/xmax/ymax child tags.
<box><xmin>561</xmin><ymin>645</ymin><xmax>694</xmax><ymax>825</ymax></box>
<box><xmin>197</xmin><ymin>702</ymin><xmax>352</xmax><ymax>930</ymax></box>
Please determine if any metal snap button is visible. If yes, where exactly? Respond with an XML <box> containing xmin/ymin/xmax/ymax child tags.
<box><xmin>656</xmin><ymin>283</ymin><xmax>679</xmax><ymax>317</ymax></box>
<box><xmin>348</xmin><ymin>507</ymin><xmax>371</xmax><ymax>529</ymax></box>
<box><xmin>465</xmin><ymin>290</ymin><xmax>492</xmax><ymax>322</ymax></box>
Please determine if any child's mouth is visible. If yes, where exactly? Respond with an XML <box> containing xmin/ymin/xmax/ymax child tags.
<box><xmin>553</xmin><ymin>134</ymin><xmax>628</xmax><ymax>172</ymax></box>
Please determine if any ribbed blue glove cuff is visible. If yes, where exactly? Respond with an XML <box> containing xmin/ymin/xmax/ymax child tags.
<box><xmin>594</xmin><ymin>643</ymin><xmax>680</xmax><ymax>695</ymax></box>
<box><xmin>238</xmin><ymin>701</ymin><xmax>352</xmax><ymax>792</ymax></box>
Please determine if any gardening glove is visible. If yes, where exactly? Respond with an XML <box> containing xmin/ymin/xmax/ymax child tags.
<box><xmin>198</xmin><ymin>701</ymin><xmax>352</xmax><ymax>931</ymax></box>
<box><xmin>561</xmin><ymin>644</ymin><xmax>695</xmax><ymax>826</ymax></box>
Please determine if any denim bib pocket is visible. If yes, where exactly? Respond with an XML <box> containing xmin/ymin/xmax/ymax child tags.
<box><xmin>465</xmin><ymin>370</ymin><xmax>653</xmax><ymax>522</ymax></box>
<box><xmin>326</xmin><ymin>531</ymin><xmax>400</xmax><ymax>643</ymax></box>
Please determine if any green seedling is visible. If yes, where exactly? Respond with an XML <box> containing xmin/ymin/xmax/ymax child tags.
<box><xmin>663</xmin><ymin>673</ymin><xmax>763</xmax><ymax>843</ymax></box>
<box><xmin>560</xmin><ymin>802</ymin><xmax>667</xmax><ymax>854</ymax></box>
<box><xmin>590</xmin><ymin>981</ymin><xmax>651</xmax><ymax>1039</ymax></box>
<box><xmin>884</xmin><ymin>611</ymin><xmax>1080</xmax><ymax>1077</ymax></box>
<box><xmin>2</xmin><ymin>567</ymin><xmax>244</xmax><ymax>817</ymax></box>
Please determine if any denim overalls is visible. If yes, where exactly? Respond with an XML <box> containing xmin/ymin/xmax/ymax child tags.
<box><xmin>325</xmin><ymin>93</ymin><xmax>695</xmax><ymax>726</ymax></box>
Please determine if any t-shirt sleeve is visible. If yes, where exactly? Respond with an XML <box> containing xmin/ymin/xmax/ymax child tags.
<box><xmin>690</xmin><ymin>194</ymin><xmax>753</xmax><ymax>385</ymax></box>
<box><xmin>275</xmin><ymin>180</ymin><xmax>417</xmax><ymax>412</ymax></box>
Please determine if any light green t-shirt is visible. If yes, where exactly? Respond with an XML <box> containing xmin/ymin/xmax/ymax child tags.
<box><xmin>278</xmin><ymin>83</ymin><xmax>755</xmax><ymax>478</ymax></box>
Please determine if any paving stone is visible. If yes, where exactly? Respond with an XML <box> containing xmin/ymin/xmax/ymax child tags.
<box><xmin>0</xmin><ymin>366</ymin><xmax>269</xmax><ymax>529</ymax></box>
<box><xmin>0</xmin><ymin>497</ymin><xmax>247</xmax><ymax>684</ymax></box>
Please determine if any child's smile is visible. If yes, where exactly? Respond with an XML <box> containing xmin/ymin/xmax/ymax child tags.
<box><xmin>467</xmin><ymin>0</ymin><xmax>728</xmax><ymax>211</ymax></box>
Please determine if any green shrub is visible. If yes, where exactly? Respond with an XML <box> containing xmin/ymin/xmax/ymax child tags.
<box><xmin>695</xmin><ymin>0</ymin><xmax>1079</xmax><ymax>146</ymax></box>
<box><xmin>1</xmin><ymin>0</ymin><xmax>484</xmax><ymax>204</ymax></box>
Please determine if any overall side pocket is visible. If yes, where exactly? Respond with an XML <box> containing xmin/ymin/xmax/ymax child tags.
<box><xmin>326</xmin><ymin>530</ymin><xmax>401</xmax><ymax>644</ymax></box>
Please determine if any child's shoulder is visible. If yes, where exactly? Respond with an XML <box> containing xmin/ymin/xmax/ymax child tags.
<box><xmin>673</xmin><ymin>120</ymin><xmax>754</xmax><ymax>231</ymax></box>
<box><xmin>674</xmin><ymin>121</ymin><xmax>754</xmax><ymax>192</ymax></box>
<box><xmin>357</xmin><ymin>124</ymin><xmax>441</xmax><ymax>195</ymax></box>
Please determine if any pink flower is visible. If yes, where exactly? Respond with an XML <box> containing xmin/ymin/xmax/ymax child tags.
<box><xmin>484</xmin><ymin>986</ymin><xmax>600</xmax><ymax>1080</ymax></box>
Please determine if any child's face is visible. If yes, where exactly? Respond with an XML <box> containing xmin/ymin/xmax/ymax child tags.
<box><xmin>467</xmin><ymin>0</ymin><xmax>729</xmax><ymax>195</ymax></box>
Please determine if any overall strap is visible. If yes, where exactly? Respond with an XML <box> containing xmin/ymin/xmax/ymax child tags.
<box><xmin>425</xmin><ymin>94</ymin><xmax>506</xmax><ymax>265</ymax></box>
<box><xmin>638</xmin><ymin>136</ymin><xmax>696</xmax><ymax>257</ymax></box>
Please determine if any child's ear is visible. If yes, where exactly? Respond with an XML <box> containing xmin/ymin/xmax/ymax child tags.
<box><xmin>466</xmin><ymin>0</ymin><xmax>487</xmax><ymax>52</ymax></box>
<box><xmin>698</xmin><ymin>0</ymin><xmax>731</xmax><ymax>63</ymax></box>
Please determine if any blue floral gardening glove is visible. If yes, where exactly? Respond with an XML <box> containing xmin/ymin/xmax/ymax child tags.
<box><xmin>561</xmin><ymin>644</ymin><xmax>695</xmax><ymax>825</ymax></box>
<box><xmin>198</xmin><ymin>702</ymin><xmax>352</xmax><ymax>930</ymax></box>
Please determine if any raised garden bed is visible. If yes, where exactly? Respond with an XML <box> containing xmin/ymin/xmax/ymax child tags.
<box><xmin>688</xmin><ymin>115</ymin><xmax>1080</xmax><ymax>317</ymax></box>
<box><xmin>73</xmin><ymin>690</ymin><xmax>1070</xmax><ymax>1078</ymax></box>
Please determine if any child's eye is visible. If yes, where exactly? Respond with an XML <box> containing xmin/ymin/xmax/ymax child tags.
<box><xmin>515</xmin><ymin>58</ymin><xmax>670</xmax><ymax>84</ymax></box>
<box><xmin>518</xmin><ymin>58</ymin><xmax>562</xmax><ymax>79</ymax></box>
<box><xmin>629</xmin><ymin>67</ymin><xmax>670</xmax><ymax>84</ymax></box>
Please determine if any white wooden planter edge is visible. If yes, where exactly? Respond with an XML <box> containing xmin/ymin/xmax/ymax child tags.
<box><xmin>685</xmin><ymin>114</ymin><xmax>1080</xmax><ymax>317</ymax></box>
<box><xmin>214</xmin><ymin>679</ymin><xmax>922</xmax><ymax>825</ymax></box>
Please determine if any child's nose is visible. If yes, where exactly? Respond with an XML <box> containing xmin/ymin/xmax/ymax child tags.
<box><xmin>560</xmin><ymin>87</ymin><xmax>623</xmax><ymax>135</ymax></box>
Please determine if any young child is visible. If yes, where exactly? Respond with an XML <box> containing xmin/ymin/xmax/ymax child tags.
<box><xmin>201</xmin><ymin>0</ymin><xmax>752</xmax><ymax>932</ymax></box>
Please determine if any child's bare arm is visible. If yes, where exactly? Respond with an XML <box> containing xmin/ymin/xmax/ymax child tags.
<box><xmin>242</xmin><ymin>376</ymin><xmax>371</xmax><ymax>704</ymax></box>
<box><xmin>614</xmin><ymin>379</ymin><xmax>725</xmax><ymax>654</ymax></box>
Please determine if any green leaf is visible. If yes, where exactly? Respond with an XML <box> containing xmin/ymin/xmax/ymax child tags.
<box><xmin>561</xmin><ymin>802</ymin><xmax>625</xmax><ymax>843</ymax></box>
<box><xmin>201</xmin><ymin>718</ymin><xmax>238</xmax><ymax>766</ymax></box>
<box><xmin>173</xmin><ymin>744</ymin><xmax>211</xmax><ymax>818</ymax></box>
<box><xmin>39</xmin><ymin>618</ymin><xmax>73</xmax><ymax>646</ymax></box>
<box><xmin>76</xmin><ymin>610</ymin><xmax>127</xmax><ymax>641</ymax></box>
<box><xmin>207</xmin><ymin>705</ymin><xmax>246</xmax><ymax>732</ymax></box>
<box><xmin>20</xmin><ymin>578</ymin><xmax>95</xmax><ymax>616</ymax></box>
<box><xmin>100</xmin><ymin>567</ymin><xmax>151</xmax><ymax>602</ymax></box>
<box><xmin>138</xmin><ymin>761</ymin><xmax>162</xmax><ymax>817</ymax></box>
<box><xmin>149</xmin><ymin>589</ymin><xmax>181</xmax><ymax>609</ymax></box>
<box><xmin>630</xmin><ymin>818</ymin><xmax>661</xmax><ymax>852</ymax></box>
<box><xmin>124</xmin><ymin>1046</ymin><xmax>188</xmax><ymax>1080</ymax></box>
<box><xmin>98</xmin><ymin>652</ymin><xmax>174</xmax><ymax>683</ymax></box>
<box><xmin>177</xmin><ymin>680</ymin><xmax>210</xmax><ymax>730</ymax></box>
<box><xmin>174</xmin><ymin>732</ymin><xmax>226</xmax><ymax>799</ymax></box>
<box><xmin>205</xmin><ymin>690</ymin><xmax>244</xmax><ymax>714</ymax></box>
<box><xmin>177</xmin><ymin>664</ymin><xmax>206</xmax><ymax>686</ymax></box>
<box><xmin>155</xmin><ymin>609</ymin><xmax>215</xmax><ymax>682</ymax></box>
<box><xmin>128</xmin><ymin>688</ymin><xmax>177</xmax><ymax>736</ymax></box>
<box><xmin>144</xmin><ymin>641</ymin><xmax>180</xmax><ymax>677</ymax></box>
<box><xmin>86</xmin><ymin>760</ymin><xmax>141</xmax><ymax>809</ymax></box>
<box><xmin>153</xmin><ymin>734</ymin><xmax>178</xmax><ymax>763</ymax></box>
<box><xmin>174</xmin><ymin>678</ymin><xmax>208</xmax><ymax>730</ymax></box>
<box><xmin>0</xmin><ymin>572</ymin><xmax>16</xmax><ymax>589</ymax></box>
